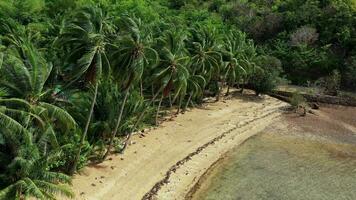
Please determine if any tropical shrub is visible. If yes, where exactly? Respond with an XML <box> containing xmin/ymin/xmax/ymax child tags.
<box><xmin>249</xmin><ymin>56</ymin><xmax>283</xmax><ymax>95</ymax></box>
<box><xmin>343</xmin><ymin>56</ymin><xmax>356</xmax><ymax>91</ymax></box>
<box><xmin>320</xmin><ymin>70</ymin><xmax>341</xmax><ymax>96</ymax></box>
<box><xmin>290</xmin><ymin>92</ymin><xmax>308</xmax><ymax>116</ymax></box>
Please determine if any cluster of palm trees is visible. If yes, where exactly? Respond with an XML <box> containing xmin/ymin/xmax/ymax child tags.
<box><xmin>0</xmin><ymin>6</ymin><xmax>266</xmax><ymax>199</ymax></box>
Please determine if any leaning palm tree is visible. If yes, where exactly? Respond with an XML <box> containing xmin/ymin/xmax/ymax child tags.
<box><xmin>154</xmin><ymin>31</ymin><xmax>190</xmax><ymax>115</ymax></box>
<box><xmin>222</xmin><ymin>56</ymin><xmax>246</xmax><ymax>95</ymax></box>
<box><xmin>0</xmin><ymin>135</ymin><xmax>73</xmax><ymax>200</ymax></box>
<box><xmin>183</xmin><ymin>73</ymin><xmax>206</xmax><ymax>112</ymax></box>
<box><xmin>222</xmin><ymin>30</ymin><xmax>257</xmax><ymax>95</ymax></box>
<box><xmin>58</xmin><ymin>6</ymin><xmax>114</xmax><ymax>174</ymax></box>
<box><xmin>187</xmin><ymin>25</ymin><xmax>221</xmax><ymax>81</ymax></box>
<box><xmin>155</xmin><ymin>29</ymin><xmax>191</xmax><ymax>115</ymax></box>
<box><xmin>239</xmin><ymin>40</ymin><xmax>258</xmax><ymax>93</ymax></box>
<box><xmin>121</xmin><ymin>30</ymin><xmax>189</xmax><ymax>152</ymax></box>
<box><xmin>0</xmin><ymin>37</ymin><xmax>76</xmax><ymax>149</ymax></box>
<box><xmin>187</xmin><ymin>25</ymin><xmax>222</xmax><ymax>101</ymax></box>
<box><xmin>0</xmin><ymin>37</ymin><xmax>74</xmax><ymax>200</ymax></box>
<box><xmin>102</xmin><ymin>16</ymin><xmax>158</xmax><ymax>160</ymax></box>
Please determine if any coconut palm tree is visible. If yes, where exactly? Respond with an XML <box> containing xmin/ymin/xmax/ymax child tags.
<box><xmin>184</xmin><ymin>74</ymin><xmax>206</xmax><ymax>112</ymax></box>
<box><xmin>103</xmin><ymin>16</ymin><xmax>158</xmax><ymax>160</ymax></box>
<box><xmin>155</xmin><ymin>30</ymin><xmax>190</xmax><ymax>114</ymax></box>
<box><xmin>187</xmin><ymin>25</ymin><xmax>221</xmax><ymax>81</ymax></box>
<box><xmin>0</xmin><ymin>136</ymin><xmax>73</xmax><ymax>200</ymax></box>
<box><xmin>222</xmin><ymin>30</ymin><xmax>257</xmax><ymax>95</ymax></box>
<box><xmin>0</xmin><ymin>35</ymin><xmax>74</xmax><ymax>200</ymax></box>
<box><xmin>187</xmin><ymin>25</ymin><xmax>222</xmax><ymax>101</ymax></box>
<box><xmin>59</xmin><ymin>6</ymin><xmax>114</xmax><ymax>174</ymax></box>
<box><xmin>0</xmin><ymin>37</ymin><xmax>76</xmax><ymax>150</ymax></box>
<box><xmin>240</xmin><ymin>40</ymin><xmax>258</xmax><ymax>93</ymax></box>
<box><xmin>121</xmin><ymin>30</ymin><xmax>189</xmax><ymax>152</ymax></box>
<box><xmin>222</xmin><ymin>55</ymin><xmax>246</xmax><ymax>95</ymax></box>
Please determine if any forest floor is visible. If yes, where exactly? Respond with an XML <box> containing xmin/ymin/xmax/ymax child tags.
<box><xmin>69</xmin><ymin>90</ymin><xmax>288</xmax><ymax>200</ymax></box>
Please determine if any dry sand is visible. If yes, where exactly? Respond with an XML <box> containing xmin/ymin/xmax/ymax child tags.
<box><xmin>70</xmin><ymin>91</ymin><xmax>288</xmax><ymax>200</ymax></box>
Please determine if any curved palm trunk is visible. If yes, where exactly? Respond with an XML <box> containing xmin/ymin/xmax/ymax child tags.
<box><xmin>155</xmin><ymin>94</ymin><xmax>164</xmax><ymax>125</ymax></box>
<box><xmin>226</xmin><ymin>84</ymin><xmax>230</xmax><ymax>96</ymax></box>
<box><xmin>102</xmin><ymin>89</ymin><xmax>129</xmax><ymax>160</ymax></box>
<box><xmin>240</xmin><ymin>76</ymin><xmax>247</xmax><ymax>94</ymax></box>
<box><xmin>69</xmin><ymin>83</ymin><xmax>99</xmax><ymax>175</ymax></box>
<box><xmin>240</xmin><ymin>80</ymin><xmax>245</xmax><ymax>94</ymax></box>
<box><xmin>216</xmin><ymin>80</ymin><xmax>222</xmax><ymax>102</ymax></box>
<box><xmin>140</xmin><ymin>80</ymin><xmax>143</xmax><ymax>98</ymax></box>
<box><xmin>184</xmin><ymin>92</ymin><xmax>193</xmax><ymax>112</ymax></box>
<box><xmin>216</xmin><ymin>92</ymin><xmax>220</xmax><ymax>102</ymax></box>
<box><xmin>176</xmin><ymin>96</ymin><xmax>183</xmax><ymax>114</ymax></box>
<box><xmin>169</xmin><ymin>94</ymin><xmax>173</xmax><ymax>109</ymax></box>
<box><xmin>121</xmin><ymin>89</ymin><xmax>161</xmax><ymax>153</ymax></box>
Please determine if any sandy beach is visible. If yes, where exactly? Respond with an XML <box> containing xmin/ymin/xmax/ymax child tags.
<box><xmin>70</xmin><ymin>91</ymin><xmax>288</xmax><ymax>200</ymax></box>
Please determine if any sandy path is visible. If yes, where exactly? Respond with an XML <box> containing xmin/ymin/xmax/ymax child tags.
<box><xmin>70</xmin><ymin>92</ymin><xmax>288</xmax><ymax>200</ymax></box>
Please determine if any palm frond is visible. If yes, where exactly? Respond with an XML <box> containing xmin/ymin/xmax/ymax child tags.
<box><xmin>34</xmin><ymin>181</ymin><xmax>74</xmax><ymax>199</ymax></box>
<box><xmin>38</xmin><ymin>102</ymin><xmax>77</xmax><ymax>130</ymax></box>
<box><xmin>0</xmin><ymin>111</ymin><xmax>31</xmax><ymax>144</ymax></box>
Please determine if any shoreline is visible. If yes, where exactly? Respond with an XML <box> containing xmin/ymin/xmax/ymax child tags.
<box><xmin>188</xmin><ymin>104</ymin><xmax>356</xmax><ymax>200</ymax></box>
<box><xmin>71</xmin><ymin>91</ymin><xmax>288</xmax><ymax>200</ymax></box>
<box><xmin>184</xmin><ymin>152</ymin><xmax>227</xmax><ymax>200</ymax></box>
<box><xmin>152</xmin><ymin>107</ymin><xmax>284</xmax><ymax>199</ymax></box>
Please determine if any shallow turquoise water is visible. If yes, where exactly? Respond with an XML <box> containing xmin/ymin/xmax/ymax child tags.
<box><xmin>193</xmin><ymin>133</ymin><xmax>356</xmax><ymax>200</ymax></box>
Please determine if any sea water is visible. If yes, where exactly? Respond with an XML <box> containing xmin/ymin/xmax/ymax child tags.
<box><xmin>192</xmin><ymin>132</ymin><xmax>356</xmax><ymax>200</ymax></box>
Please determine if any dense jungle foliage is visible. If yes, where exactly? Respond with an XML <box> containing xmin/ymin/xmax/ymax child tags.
<box><xmin>0</xmin><ymin>0</ymin><xmax>354</xmax><ymax>199</ymax></box>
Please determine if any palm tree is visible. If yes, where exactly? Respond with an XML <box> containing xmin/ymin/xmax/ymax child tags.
<box><xmin>184</xmin><ymin>74</ymin><xmax>206</xmax><ymax>112</ymax></box>
<box><xmin>0</xmin><ymin>136</ymin><xmax>73</xmax><ymax>200</ymax></box>
<box><xmin>0</xmin><ymin>35</ymin><xmax>74</xmax><ymax>200</ymax></box>
<box><xmin>240</xmin><ymin>40</ymin><xmax>258</xmax><ymax>93</ymax></box>
<box><xmin>103</xmin><ymin>16</ymin><xmax>158</xmax><ymax>160</ymax></box>
<box><xmin>222</xmin><ymin>30</ymin><xmax>256</xmax><ymax>95</ymax></box>
<box><xmin>121</xmin><ymin>30</ymin><xmax>189</xmax><ymax>152</ymax></box>
<box><xmin>0</xmin><ymin>37</ymin><xmax>76</xmax><ymax>150</ymax></box>
<box><xmin>59</xmin><ymin>6</ymin><xmax>114</xmax><ymax>174</ymax></box>
<box><xmin>222</xmin><ymin>55</ymin><xmax>246</xmax><ymax>96</ymax></box>
<box><xmin>187</xmin><ymin>25</ymin><xmax>221</xmax><ymax>80</ymax></box>
<box><xmin>155</xmin><ymin>30</ymin><xmax>190</xmax><ymax>115</ymax></box>
<box><xmin>187</xmin><ymin>25</ymin><xmax>222</xmax><ymax>100</ymax></box>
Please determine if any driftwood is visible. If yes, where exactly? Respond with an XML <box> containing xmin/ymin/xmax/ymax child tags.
<box><xmin>269</xmin><ymin>90</ymin><xmax>356</xmax><ymax>107</ymax></box>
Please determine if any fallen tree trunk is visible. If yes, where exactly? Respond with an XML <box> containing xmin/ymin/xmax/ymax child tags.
<box><xmin>269</xmin><ymin>90</ymin><xmax>356</xmax><ymax>107</ymax></box>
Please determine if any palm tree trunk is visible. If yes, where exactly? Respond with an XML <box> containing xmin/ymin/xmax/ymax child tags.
<box><xmin>122</xmin><ymin>89</ymin><xmax>161</xmax><ymax>153</ymax></box>
<box><xmin>155</xmin><ymin>94</ymin><xmax>164</xmax><ymax>125</ymax></box>
<box><xmin>226</xmin><ymin>84</ymin><xmax>230</xmax><ymax>96</ymax></box>
<box><xmin>176</xmin><ymin>96</ymin><xmax>182</xmax><ymax>114</ymax></box>
<box><xmin>169</xmin><ymin>94</ymin><xmax>173</xmax><ymax>109</ymax></box>
<box><xmin>140</xmin><ymin>80</ymin><xmax>143</xmax><ymax>98</ymax></box>
<box><xmin>184</xmin><ymin>92</ymin><xmax>193</xmax><ymax>112</ymax></box>
<box><xmin>102</xmin><ymin>89</ymin><xmax>129</xmax><ymax>160</ymax></box>
<box><xmin>69</xmin><ymin>82</ymin><xmax>99</xmax><ymax>175</ymax></box>
<box><xmin>240</xmin><ymin>82</ymin><xmax>244</xmax><ymax>94</ymax></box>
<box><xmin>216</xmin><ymin>81</ymin><xmax>221</xmax><ymax>102</ymax></box>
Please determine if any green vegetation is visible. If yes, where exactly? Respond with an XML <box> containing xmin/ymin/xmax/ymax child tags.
<box><xmin>290</xmin><ymin>92</ymin><xmax>308</xmax><ymax>116</ymax></box>
<box><xmin>207</xmin><ymin>0</ymin><xmax>355</xmax><ymax>88</ymax></box>
<box><xmin>0</xmin><ymin>0</ymin><xmax>354</xmax><ymax>199</ymax></box>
